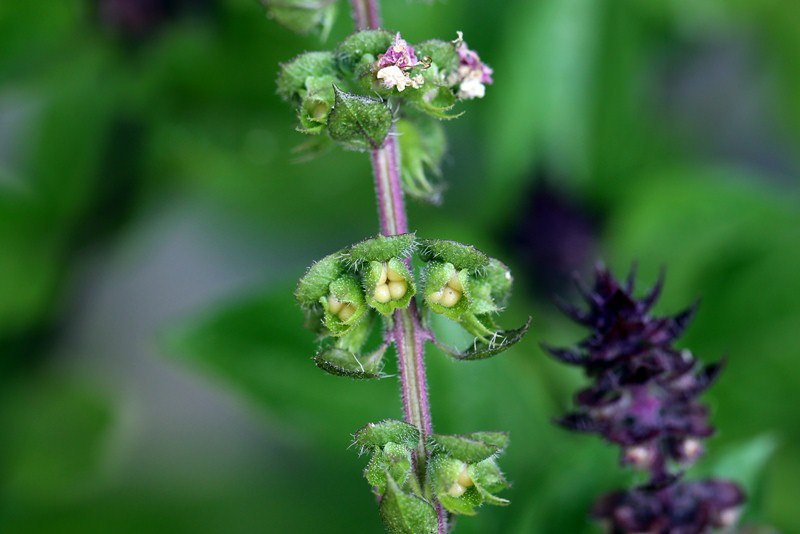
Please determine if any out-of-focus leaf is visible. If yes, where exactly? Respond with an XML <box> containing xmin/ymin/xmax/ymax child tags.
<box><xmin>0</xmin><ymin>379</ymin><xmax>114</xmax><ymax>502</ymax></box>
<box><xmin>163</xmin><ymin>287</ymin><xmax>398</xmax><ymax>441</ymax></box>
<box><xmin>699</xmin><ymin>434</ymin><xmax>778</xmax><ymax>517</ymax></box>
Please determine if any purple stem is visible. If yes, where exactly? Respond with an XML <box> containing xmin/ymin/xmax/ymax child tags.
<box><xmin>371</xmin><ymin>108</ymin><xmax>444</xmax><ymax>534</ymax></box>
<box><xmin>355</xmin><ymin>2</ymin><xmax>444</xmax><ymax>531</ymax></box>
<box><xmin>350</xmin><ymin>0</ymin><xmax>381</xmax><ymax>31</ymax></box>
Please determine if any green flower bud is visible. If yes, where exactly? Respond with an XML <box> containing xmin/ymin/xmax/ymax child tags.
<box><xmin>468</xmin><ymin>458</ymin><xmax>510</xmax><ymax>505</ymax></box>
<box><xmin>327</xmin><ymin>86</ymin><xmax>393</xmax><ymax>151</ymax></box>
<box><xmin>323</xmin><ymin>275</ymin><xmax>368</xmax><ymax>336</ymax></box>
<box><xmin>260</xmin><ymin>0</ymin><xmax>336</xmax><ymax>38</ymax></box>
<box><xmin>353</xmin><ymin>419</ymin><xmax>420</xmax><ymax>451</ymax></box>
<box><xmin>365</xmin><ymin>441</ymin><xmax>413</xmax><ymax>494</ymax></box>
<box><xmin>347</xmin><ymin>233</ymin><xmax>416</xmax><ymax>266</ymax></box>
<box><xmin>336</xmin><ymin>30</ymin><xmax>395</xmax><ymax>75</ymax></box>
<box><xmin>297</xmin><ymin>75</ymin><xmax>338</xmax><ymax>134</ymax></box>
<box><xmin>422</xmin><ymin>261</ymin><xmax>472</xmax><ymax>320</ymax></box>
<box><xmin>419</xmin><ymin>239</ymin><xmax>489</xmax><ymax>273</ymax></box>
<box><xmin>469</xmin><ymin>259</ymin><xmax>513</xmax><ymax>315</ymax></box>
<box><xmin>363</xmin><ymin>258</ymin><xmax>416</xmax><ymax>315</ymax></box>
<box><xmin>379</xmin><ymin>475</ymin><xmax>437</xmax><ymax>534</ymax></box>
<box><xmin>276</xmin><ymin>52</ymin><xmax>339</xmax><ymax>104</ymax></box>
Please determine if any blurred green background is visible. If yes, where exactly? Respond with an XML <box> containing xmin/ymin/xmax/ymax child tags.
<box><xmin>1</xmin><ymin>0</ymin><xmax>797</xmax><ymax>532</ymax></box>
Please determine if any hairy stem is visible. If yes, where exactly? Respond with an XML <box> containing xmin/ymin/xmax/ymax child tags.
<box><xmin>373</xmin><ymin>131</ymin><xmax>446</xmax><ymax>533</ymax></box>
<box><xmin>357</xmin><ymin>2</ymin><xmax>446</xmax><ymax>531</ymax></box>
<box><xmin>350</xmin><ymin>0</ymin><xmax>381</xmax><ymax>31</ymax></box>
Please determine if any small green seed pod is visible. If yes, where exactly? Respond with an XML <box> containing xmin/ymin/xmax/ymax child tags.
<box><xmin>423</xmin><ymin>261</ymin><xmax>472</xmax><ymax>320</ymax></box>
<box><xmin>322</xmin><ymin>275</ymin><xmax>368</xmax><ymax>336</ymax></box>
<box><xmin>363</xmin><ymin>258</ymin><xmax>416</xmax><ymax>315</ymax></box>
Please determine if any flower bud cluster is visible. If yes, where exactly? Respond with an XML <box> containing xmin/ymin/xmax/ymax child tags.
<box><xmin>547</xmin><ymin>266</ymin><xmax>745</xmax><ymax>532</ymax></box>
<box><xmin>352</xmin><ymin>420</ymin><xmax>511</xmax><ymax>530</ymax></box>
<box><xmin>295</xmin><ymin>235</ymin><xmax>529</xmax><ymax>377</ymax></box>
<box><xmin>276</xmin><ymin>30</ymin><xmax>493</xmax><ymax>151</ymax></box>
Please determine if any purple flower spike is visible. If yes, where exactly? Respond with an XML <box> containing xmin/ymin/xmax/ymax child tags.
<box><xmin>548</xmin><ymin>265</ymin><xmax>746</xmax><ymax>532</ymax></box>
<box><xmin>592</xmin><ymin>480</ymin><xmax>745</xmax><ymax>534</ymax></box>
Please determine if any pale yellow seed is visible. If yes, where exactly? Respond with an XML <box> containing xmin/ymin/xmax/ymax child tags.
<box><xmin>447</xmin><ymin>482</ymin><xmax>466</xmax><ymax>498</ymax></box>
<box><xmin>388</xmin><ymin>280</ymin><xmax>407</xmax><ymax>300</ymax></box>
<box><xmin>457</xmin><ymin>466</ymin><xmax>473</xmax><ymax>488</ymax></box>
<box><xmin>378</xmin><ymin>263</ymin><xmax>388</xmax><ymax>285</ymax></box>
<box><xmin>327</xmin><ymin>295</ymin><xmax>344</xmax><ymax>314</ymax></box>
<box><xmin>428</xmin><ymin>290</ymin><xmax>443</xmax><ymax>304</ymax></box>
<box><xmin>338</xmin><ymin>303</ymin><xmax>357</xmax><ymax>322</ymax></box>
<box><xmin>440</xmin><ymin>286</ymin><xmax>461</xmax><ymax>308</ymax></box>
<box><xmin>387</xmin><ymin>266</ymin><xmax>405</xmax><ymax>282</ymax></box>
<box><xmin>374</xmin><ymin>284</ymin><xmax>391</xmax><ymax>303</ymax></box>
<box><xmin>448</xmin><ymin>271</ymin><xmax>463</xmax><ymax>292</ymax></box>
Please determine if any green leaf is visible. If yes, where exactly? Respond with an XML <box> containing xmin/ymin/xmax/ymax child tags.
<box><xmin>396</xmin><ymin>117</ymin><xmax>446</xmax><ymax>204</ymax></box>
<box><xmin>435</xmin><ymin>317</ymin><xmax>532</xmax><ymax>361</ymax></box>
<box><xmin>703</xmin><ymin>434</ymin><xmax>778</xmax><ymax>503</ymax></box>
<box><xmin>164</xmin><ymin>289</ymin><xmax>398</xmax><ymax>443</ymax></box>
<box><xmin>327</xmin><ymin>86</ymin><xmax>393</xmax><ymax>151</ymax></box>
<box><xmin>379</xmin><ymin>475</ymin><xmax>437</xmax><ymax>534</ymax></box>
<box><xmin>261</xmin><ymin>0</ymin><xmax>337</xmax><ymax>38</ymax></box>
<box><xmin>429</xmin><ymin>431</ymin><xmax>509</xmax><ymax>463</ymax></box>
<box><xmin>353</xmin><ymin>419</ymin><xmax>420</xmax><ymax>451</ymax></box>
<box><xmin>314</xmin><ymin>344</ymin><xmax>387</xmax><ymax>379</ymax></box>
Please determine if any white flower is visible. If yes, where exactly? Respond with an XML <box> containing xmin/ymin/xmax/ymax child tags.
<box><xmin>457</xmin><ymin>77</ymin><xmax>486</xmax><ymax>100</ymax></box>
<box><xmin>377</xmin><ymin>65</ymin><xmax>424</xmax><ymax>92</ymax></box>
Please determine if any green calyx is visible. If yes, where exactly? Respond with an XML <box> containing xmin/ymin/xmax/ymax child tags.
<box><xmin>322</xmin><ymin>275</ymin><xmax>368</xmax><ymax>336</ymax></box>
<box><xmin>354</xmin><ymin>421</ymin><xmax>436</xmax><ymax>533</ymax></box>
<box><xmin>327</xmin><ymin>86</ymin><xmax>393</xmax><ymax>151</ymax></box>
<box><xmin>297</xmin><ymin>236</ymin><xmax>530</xmax><ymax>373</ymax></box>
<box><xmin>427</xmin><ymin>433</ymin><xmax>510</xmax><ymax>516</ymax></box>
